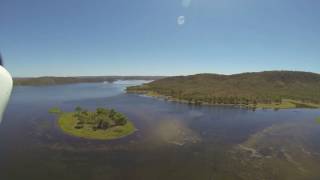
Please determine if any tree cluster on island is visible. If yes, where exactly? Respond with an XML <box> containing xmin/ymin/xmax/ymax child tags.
<box><xmin>73</xmin><ymin>107</ymin><xmax>128</xmax><ymax>130</ymax></box>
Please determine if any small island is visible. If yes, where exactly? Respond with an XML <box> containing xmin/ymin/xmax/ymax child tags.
<box><xmin>50</xmin><ymin>107</ymin><xmax>136</xmax><ymax>140</ymax></box>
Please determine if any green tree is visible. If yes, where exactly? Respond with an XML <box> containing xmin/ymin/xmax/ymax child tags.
<box><xmin>96</xmin><ymin>113</ymin><xmax>111</xmax><ymax>129</ymax></box>
<box><xmin>74</xmin><ymin>106</ymin><xmax>82</xmax><ymax>119</ymax></box>
<box><xmin>101</xmin><ymin>118</ymin><xmax>111</xmax><ymax>129</ymax></box>
<box><xmin>75</xmin><ymin>106</ymin><xmax>82</xmax><ymax>113</ymax></box>
<box><xmin>96</xmin><ymin>108</ymin><xmax>109</xmax><ymax>115</ymax></box>
<box><xmin>109</xmin><ymin>109</ymin><xmax>116</xmax><ymax>119</ymax></box>
<box><xmin>113</xmin><ymin>113</ymin><xmax>128</xmax><ymax>126</ymax></box>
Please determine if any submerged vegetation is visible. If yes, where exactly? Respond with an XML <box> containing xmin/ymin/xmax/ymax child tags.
<box><xmin>48</xmin><ymin>107</ymin><xmax>62</xmax><ymax>114</ymax></box>
<box><xmin>231</xmin><ymin>122</ymin><xmax>320</xmax><ymax>179</ymax></box>
<box><xmin>316</xmin><ymin>117</ymin><xmax>320</xmax><ymax>124</ymax></box>
<box><xmin>51</xmin><ymin>107</ymin><xmax>136</xmax><ymax>140</ymax></box>
<box><xmin>127</xmin><ymin>71</ymin><xmax>320</xmax><ymax>109</ymax></box>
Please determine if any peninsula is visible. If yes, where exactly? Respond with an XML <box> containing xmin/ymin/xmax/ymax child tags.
<box><xmin>127</xmin><ymin>71</ymin><xmax>320</xmax><ymax>109</ymax></box>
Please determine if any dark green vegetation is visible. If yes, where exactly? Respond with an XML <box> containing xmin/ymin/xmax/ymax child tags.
<box><xmin>127</xmin><ymin>71</ymin><xmax>320</xmax><ymax>109</ymax></box>
<box><xmin>52</xmin><ymin>107</ymin><xmax>136</xmax><ymax>140</ymax></box>
<box><xmin>14</xmin><ymin>76</ymin><xmax>165</xmax><ymax>86</ymax></box>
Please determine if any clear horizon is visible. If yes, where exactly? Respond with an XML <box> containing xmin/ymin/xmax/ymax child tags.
<box><xmin>12</xmin><ymin>70</ymin><xmax>320</xmax><ymax>78</ymax></box>
<box><xmin>1</xmin><ymin>0</ymin><xmax>320</xmax><ymax>77</ymax></box>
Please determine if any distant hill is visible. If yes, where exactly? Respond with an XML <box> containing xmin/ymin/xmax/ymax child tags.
<box><xmin>14</xmin><ymin>76</ymin><xmax>165</xmax><ymax>86</ymax></box>
<box><xmin>127</xmin><ymin>71</ymin><xmax>320</xmax><ymax>108</ymax></box>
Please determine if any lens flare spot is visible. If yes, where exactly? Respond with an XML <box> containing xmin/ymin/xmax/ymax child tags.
<box><xmin>177</xmin><ymin>16</ymin><xmax>185</xmax><ymax>25</ymax></box>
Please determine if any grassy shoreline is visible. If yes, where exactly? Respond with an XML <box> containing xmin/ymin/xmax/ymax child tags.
<box><xmin>127</xmin><ymin>90</ymin><xmax>320</xmax><ymax>110</ymax></box>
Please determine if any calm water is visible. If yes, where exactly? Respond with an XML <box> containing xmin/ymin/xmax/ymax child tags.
<box><xmin>1</xmin><ymin>81</ymin><xmax>320</xmax><ymax>180</ymax></box>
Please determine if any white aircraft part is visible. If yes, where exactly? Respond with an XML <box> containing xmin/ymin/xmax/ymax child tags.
<box><xmin>0</xmin><ymin>65</ymin><xmax>13</xmax><ymax>123</ymax></box>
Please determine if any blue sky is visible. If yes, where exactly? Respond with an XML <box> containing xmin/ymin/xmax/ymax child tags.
<box><xmin>1</xmin><ymin>0</ymin><xmax>320</xmax><ymax>77</ymax></box>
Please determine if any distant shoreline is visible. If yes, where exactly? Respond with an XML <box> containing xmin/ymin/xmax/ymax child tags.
<box><xmin>126</xmin><ymin>71</ymin><xmax>320</xmax><ymax>110</ymax></box>
<box><xmin>13</xmin><ymin>76</ymin><xmax>166</xmax><ymax>86</ymax></box>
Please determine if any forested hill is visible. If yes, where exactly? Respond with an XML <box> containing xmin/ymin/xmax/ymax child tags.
<box><xmin>127</xmin><ymin>71</ymin><xmax>320</xmax><ymax>106</ymax></box>
<box><xmin>13</xmin><ymin>76</ymin><xmax>165</xmax><ymax>86</ymax></box>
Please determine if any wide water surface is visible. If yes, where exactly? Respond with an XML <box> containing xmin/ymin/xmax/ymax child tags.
<box><xmin>1</xmin><ymin>81</ymin><xmax>320</xmax><ymax>180</ymax></box>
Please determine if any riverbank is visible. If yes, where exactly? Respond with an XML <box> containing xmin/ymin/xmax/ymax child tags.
<box><xmin>127</xmin><ymin>90</ymin><xmax>320</xmax><ymax>110</ymax></box>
